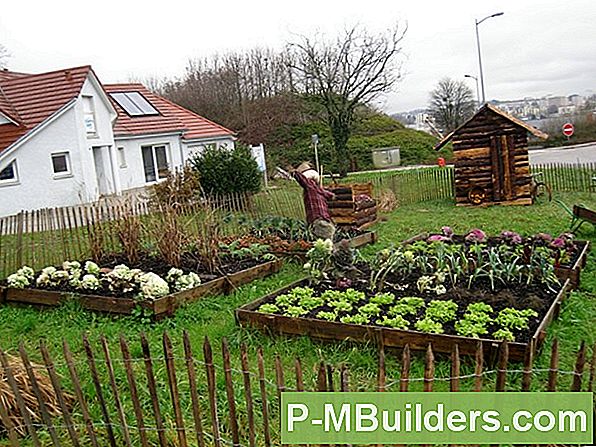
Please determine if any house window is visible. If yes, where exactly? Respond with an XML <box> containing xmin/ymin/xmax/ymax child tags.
<box><xmin>0</xmin><ymin>161</ymin><xmax>18</xmax><ymax>184</ymax></box>
<box><xmin>117</xmin><ymin>147</ymin><xmax>127</xmax><ymax>168</ymax></box>
<box><xmin>141</xmin><ymin>144</ymin><xmax>169</xmax><ymax>182</ymax></box>
<box><xmin>82</xmin><ymin>96</ymin><xmax>97</xmax><ymax>136</ymax></box>
<box><xmin>51</xmin><ymin>152</ymin><xmax>71</xmax><ymax>177</ymax></box>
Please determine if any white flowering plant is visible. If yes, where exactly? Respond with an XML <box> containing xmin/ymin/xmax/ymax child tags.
<box><xmin>7</xmin><ymin>266</ymin><xmax>35</xmax><ymax>289</ymax></box>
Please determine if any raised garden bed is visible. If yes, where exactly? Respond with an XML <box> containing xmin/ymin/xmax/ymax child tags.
<box><xmin>236</xmin><ymin>277</ymin><xmax>571</xmax><ymax>362</ymax></box>
<box><xmin>237</xmin><ymin>229</ymin><xmax>576</xmax><ymax>362</ymax></box>
<box><xmin>1</xmin><ymin>259</ymin><xmax>283</xmax><ymax>318</ymax></box>
<box><xmin>221</xmin><ymin>231</ymin><xmax>378</xmax><ymax>257</ymax></box>
<box><xmin>403</xmin><ymin>230</ymin><xmax>590</xmax><ymax>289</ymax></box>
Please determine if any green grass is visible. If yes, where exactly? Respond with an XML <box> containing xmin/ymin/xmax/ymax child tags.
<box><xmin>1</xmin><ymin>192</ymin><xmax>595</xmax><ymax>446</ymax></box>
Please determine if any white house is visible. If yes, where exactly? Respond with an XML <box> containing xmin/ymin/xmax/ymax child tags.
<box><xmin>0</xmin><ymin>66</ymin><xmax>235</xmax><ymax>216</ymax></box>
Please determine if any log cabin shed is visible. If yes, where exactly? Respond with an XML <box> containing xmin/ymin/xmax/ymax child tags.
<box><xmin>435</xmin><ymin>104</ymin><xmax>548</xmax><ymax>206</ymax></box>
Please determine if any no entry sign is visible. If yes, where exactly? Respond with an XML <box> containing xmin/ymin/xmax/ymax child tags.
<box><xmin>562</xmin><ymin>122</ymin><xmax>574</xmax><ymax>137</ymax></box>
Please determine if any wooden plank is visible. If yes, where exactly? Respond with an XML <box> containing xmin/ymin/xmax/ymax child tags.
<box><xmin>140</xmin><ymin>333</ymin><xmax>168</xmax><ymax>447</ymax></box>
<box><xmin>571</xmin><ymin>341</ymin><xmax>586</xmax><ymax>391</ymax></box>
<box><xmin>119</xmin><ymin>335</ymin><xmax>150</xmax><ymax>447</ymax></box>
<box><xmin>100</xmin><ymin>336</ymin><xmax>132</xmax><ymax>447</ymax></box>
<box><xmin>450</xmin><ymin>344</ymin><xmax>460</xmax><ymax>392</ymax></box>
<box><xmin>163</xmin><ymin>332</ymin><xmax>188</xmax><ymax>447</ymax></box>
<box><xmin>18</xmin><ymin>342</ymin><xmax>62</xmax><ymax>446</ymax></box>
<box><xmin>40</xmin><ymin>341</ymin><xmax>81</xmax><ymax>447</ymax></box>
<box><xmin>257</xmin><ymin>348</ymin><xmax>272</xmax><ymax>447</ymax></box>
<box><xmin>474</xmin><ymin>342</ymin><xmax>484</xmax><ymax>392</ymax></box>
<box><xmin>182</xmin><ymin>331</ymin><xmax>206</xmax><ymax>447</ymax></box>
<box><xmin>400</xmin><ymin>345</ymin><xmax>410</xmax><ymax>392</ymax></box>
<box><xmin>82</xmin><ymin>334</ymin><xmax>117</xmax><ymax>447</ymax></box>
<box><xmin>547</xmin><ymin>339</ymin><xmax>559</xmax><ymax>392</ymax></box>
<box><xmin>423</xmin><ymin>344</ymin><xmax>434</xmax><ymax>392</ymax></box>
<box><xmin>378</xmin><ymin>342</ymin><xmax>386</xmax><ymax>392</ymax></box>
<box><xmin>454</xmin><ymin>147</ymin><xmax>491</xmax><ymax>159</ymax></box>
<box><xmin>62</xmin><ymin>340</ymin><xmax>99</xmax><ymax>447</ymax></box>
<box><xmin>521</xmin><ymin>339</ymin><xmax>534</xmax><ymax>391</ymax></box>
<box><xmin>203</xmin><ymin>337</ymin><xmax>222</xmax><ymax>447</ymax></box>
<box><xmin>588</xmin><ymin>342</ymin><xmax>596</xmax><ymax>393</ymax></box>
<box><xmin>222</xmin><ymin>338</ymin><xmax>240</xmax><ymax>447</ymax></box>
<box><xmin>495</xmin><ymin>342</ymin><xmax>509</xmax><ymax>391</ymax></box>
<box><xmin>240</xmin><ymin>343</ymin><xmax>257</xmax><ymax>447</ymax></box>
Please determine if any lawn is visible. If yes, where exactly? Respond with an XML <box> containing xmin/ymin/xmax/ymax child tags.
<box><xmin>0</xmin><ymin>192</ymin><xmax>594</xmax><ymax>446</ymax></box>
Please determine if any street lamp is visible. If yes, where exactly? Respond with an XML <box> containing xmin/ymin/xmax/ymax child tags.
<box><xmin>464</xmin><ymin>74</ymin><xmax>480</xmax><ymax>109</ymax></box>
<box><xmin>475</xmin><ymin>12</ymin><xmax>504</xmax><ymax>104</ymax></box>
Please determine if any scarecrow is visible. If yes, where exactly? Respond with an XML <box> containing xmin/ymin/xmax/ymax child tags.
<box><xmin>290</xmin><ymin>162</ymin><xmax>336</xmax><ymax>241</ymax></box>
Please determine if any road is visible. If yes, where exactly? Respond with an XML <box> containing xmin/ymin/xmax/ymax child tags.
<box><xmin>528</xmin><ymin>143</ymin><xmax>596</xmax><ymax>165</ymax></box>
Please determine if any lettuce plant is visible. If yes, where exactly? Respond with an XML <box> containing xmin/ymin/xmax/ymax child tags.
<box><xmin>415</xmin><ymin>318</ymin><xmax>443</xmax><ymax>334</ymax></box>
<box><xmin>425</xmin><ymin>300</ymin><xmax>458</xmax><ymax>322</ymax></box>
<box><xmin>258</xmin><ymin>303</ymin><xmax>280</xmax><ymax>314</ymax></box>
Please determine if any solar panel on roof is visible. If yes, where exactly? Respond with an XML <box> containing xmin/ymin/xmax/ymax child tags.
<box><xmin>109</xmin><ymin>92</ymin><xmax>159</xmax><ymax>116</ymax></box>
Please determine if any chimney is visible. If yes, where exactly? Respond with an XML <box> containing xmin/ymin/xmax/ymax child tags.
<box><xmin>64</xmin><ymin>70</ymin><xmax>72</xmax><ymax>81</ymax></box>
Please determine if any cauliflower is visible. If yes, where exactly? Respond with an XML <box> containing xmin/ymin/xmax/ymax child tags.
<box><xmin>84</xmin><ymin>261</ymin><xmax>101</xmax><ymax>276</ymax></box>
<box><xmin>174</xmin><ymin>272</ymin><xmax>201</xmax><ymax>292</ymax></box>
<box><xmin>166</xmin><ymin>268</ymin><xmax>184</xmax><ymax>283</ymax></box>
<box><xmin>80</xmin><ymin>274</ymin><xmax>100</xmax><ymax>291</ymax></box>
<box><xmin>62</xmin><ymin>261</ymin><xmax>81</xmax><ymax>272</ymax></box>
<box><xmin>7</xmin><ymin>273</ymin><xmax>29</xmax><ymax>288</ymax></box>
<box><xmin>138</xmin><ymin>272</ymin><xmax>169</xmax><ymax>300</ymax></box>
<box><xmin>7</xmin><ymin>266</ymin><xmax>36</xmax><ymax>288</ymax></box>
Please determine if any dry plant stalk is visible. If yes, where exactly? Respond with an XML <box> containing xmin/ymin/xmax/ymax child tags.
<box><xmin>194</xmin><ymin>206</ymin><xmax>222</xmax><ymax>274</ymax></box>
<box><xmin>115</xmin><ymin>203</ymin><xmax>142</xmax><ymax>264</ymax></box>
<box><xmin>152</xmin><ymin>206</ymin><xmax>187</xmax><ymax>268</ymax></box>
<box><xmin>0</xmin><ymin>354</ymin><xmax>74</xmax><ymax>436</ymax></box>
<box><xmin>378</xmin><ymin>189</ymin><xmax>398</xmax><ymax>212</ymax></box>
<box><xmin>86</xmin><ymin>206</ymin><xmax>105</xmax><ymax>262</ymax></box>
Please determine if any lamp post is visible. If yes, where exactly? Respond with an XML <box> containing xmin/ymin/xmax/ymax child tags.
<box><xmin>464</xmin><ymin>74</ymin><xmax>480</xmax><ymax>108</ymax></box>
<box><xmin>475</xmin><ymin>12</ymin><xmax>504</xmax><ymax>104</ymax></box>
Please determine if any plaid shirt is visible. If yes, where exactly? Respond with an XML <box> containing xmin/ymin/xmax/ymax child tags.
<box><xmin>293</xmin><ymin>171</ymin><xmax>334</xmax><ymax>224</ymax></box>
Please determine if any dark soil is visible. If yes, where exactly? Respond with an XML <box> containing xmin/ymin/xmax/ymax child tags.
<box><xmin>260</xmin><ymin>263</ymin><xmax>559</xmax><ymax>344</ymax></box>
<box><xmin>413</xmin><ymin>234</ymin><xmax>585</xmax><ymax>269</ymax></box>
<box><xmin>3</xmin><ymin>251</ymin><xmax>269</xmax><ymax>300</ymax></box>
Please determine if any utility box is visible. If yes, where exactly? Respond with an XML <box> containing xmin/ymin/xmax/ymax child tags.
<box><xmin>371</xmin><ymin>147</ymin><xmax>400</xmax><ymax>169</ymax></box>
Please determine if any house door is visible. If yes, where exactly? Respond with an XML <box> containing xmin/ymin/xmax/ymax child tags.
<box><xmin>489</xmin><ymin>135</ymin><xmax>515</xmax><ymax>202</ymax></box>
<box><xmin>92</xmin><ymin>146</ymin><xmax>115</xmax><ymax>196</ymax></box>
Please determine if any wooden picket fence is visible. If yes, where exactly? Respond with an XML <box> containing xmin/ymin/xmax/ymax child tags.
<box><xmin>0</xmin><ymin>163</ymin><xmax>594</xmax><ymax>279</ymax></box>
<box><xmin>0</xmin><ymin>333</ymin><xmax>594</xmax><ymax>446</ymax></box>
<box><xmin>0</xmin><ymin>189</ymin><xmax>305</xmax><ymax>279</ymax></box>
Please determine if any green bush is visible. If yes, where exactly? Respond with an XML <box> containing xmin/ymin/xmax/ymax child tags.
<box><xmin>190</xmin><ymin>145</ymin><xmax>261</xmax><ymax>195</ymax></box>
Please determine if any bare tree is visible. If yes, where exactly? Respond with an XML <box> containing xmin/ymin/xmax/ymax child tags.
<box><xmin>428</xmin><ymin>78</ymin><xmax>476</xmax><ymax>133</ymax></box>
<box><xmin>0</xmin><ymin>44</ymin><xmax>9</xmax><ymax>69</ymax></box>
<box><xmin>288</xmin><ymin>24</ymin><xmax>407</xmax><ymax>175</ymax></box>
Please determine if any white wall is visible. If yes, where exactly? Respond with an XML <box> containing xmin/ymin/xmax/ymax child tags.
<box><xmin>115</xmin><ymin>134</ymin><xmax>183</xmax><ymax>192</ymax></box>
<box><xmin>182</xmin><ymin>137</ymin><xmax>235</xmax><ymax>161</ymax></box>
<box><xmin>0</xmin><ymin>75</ymin><xmax>117</xmax><ymax>216</ymax></box>
<box><xmin>0</xmin><ymin>107</ymin><xmax>88</xmax><ymax>216</ymax></box>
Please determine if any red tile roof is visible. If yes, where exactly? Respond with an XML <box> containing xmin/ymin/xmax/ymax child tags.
<box><xmin>0</xmin><ymin>66</ymin><xmax>92</xmax><ymax>154</ymax></box>
<box><xmin>0</xmin><ymin>66</ymin><xmax>234</xmax><ymax>158</ymax></box>
<box><xmin>103</xmin><ymin>83</ymin><xmax>235</xmax><ymax>140</ymax></box>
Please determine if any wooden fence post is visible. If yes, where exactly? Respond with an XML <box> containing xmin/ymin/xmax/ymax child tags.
<box><xmin>182</xmin><ymin>331</ymin><xmax>206</xmax><ymax>447</ymax></box>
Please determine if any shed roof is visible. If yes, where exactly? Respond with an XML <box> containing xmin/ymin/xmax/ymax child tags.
<box><xmin>434</xmin><ymin>103</ymin><xmax>548</xmax><ymax>150</ymax></box>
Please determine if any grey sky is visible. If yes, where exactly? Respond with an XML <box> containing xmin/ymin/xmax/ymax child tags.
<box><xmin>1</xmin><ymin>0</ymin><xmax>594</xmax><ymax>113</ymax></box>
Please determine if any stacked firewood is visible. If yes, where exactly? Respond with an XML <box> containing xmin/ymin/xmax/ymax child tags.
<box><xmin>327</xmin><ymin>183</ymin><xmax>378</xmax><ymax>229</ymax></box>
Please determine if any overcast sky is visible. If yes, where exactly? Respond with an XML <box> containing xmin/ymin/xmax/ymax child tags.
<box><xmin>1</xmin><ymin>0</ymin><xmax>594</xmax><ymax>113</ymax></box>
